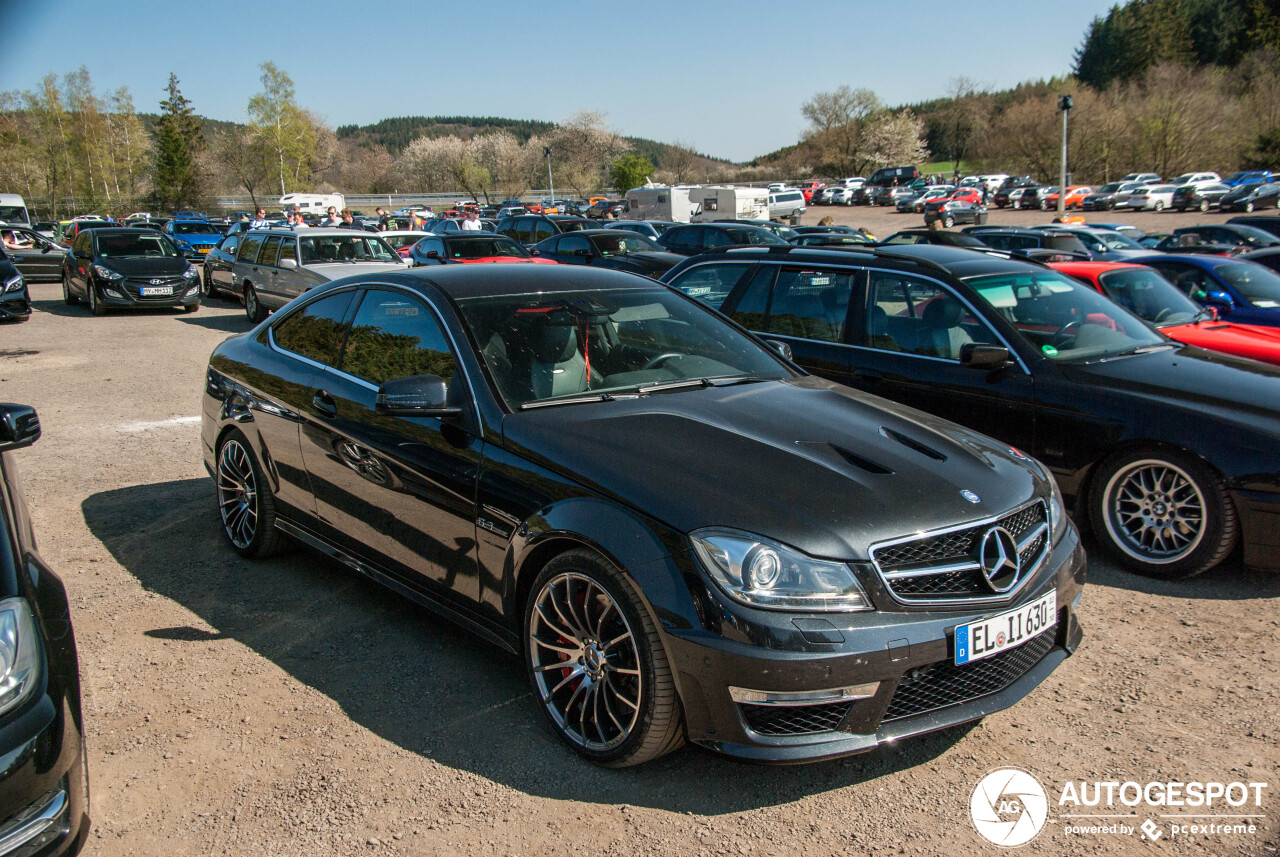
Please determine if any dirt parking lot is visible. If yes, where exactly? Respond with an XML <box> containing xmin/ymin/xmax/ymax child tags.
<box><xmin>3</xmin><ymin>212</ymin><xmax>1278</xmax><ymax>856</ymax></box>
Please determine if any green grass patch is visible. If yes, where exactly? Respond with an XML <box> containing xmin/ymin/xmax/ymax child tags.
<box><xmin>918</xmin><ymin>160</ymin><xmax>976</xmax><ymax>176</ymax></box>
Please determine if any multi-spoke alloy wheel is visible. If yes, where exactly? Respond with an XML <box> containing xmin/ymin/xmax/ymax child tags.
<box><xmin>1091</xmin><ymin>449</ymin><xmax>1237</xmax><ymax>579</ymax></box>
<box><xmin>217</xmin><ymin>438</ymin><xmax>259</xmax><ymax>550</ymax></box>
<box><xmin>529</xmin><ymin>572</ymin><xmax>642</xmax><ymax>752</ymax></box>
<box><xmin>524</xmin><ymin>551</ymin><xmax>684</xmax><ymax>766</ymax></box>
<box><xmin>214</xmin><ymin>430</ymin><xmax>287</xmax><ymax>558</ymax></box>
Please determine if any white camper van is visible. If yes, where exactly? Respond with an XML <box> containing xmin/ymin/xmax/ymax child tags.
<box><xmin>689</xmin><ymin>186</ymin><xmax>770</xmax><ymax>222</ymax></box>
<box><xmin>622</xmin><ymin>185</ymin><xmax>701</xmax><ymax>222</ymax></box>
<box><xmin>0</xmin><ymin>194</ymin><xmax>30</xmax><ymax>226</ymax></box>
<box><xmin>279</xmin><ymin>193</ymin><xmax>346</xmax><ymax>215</ymax></box>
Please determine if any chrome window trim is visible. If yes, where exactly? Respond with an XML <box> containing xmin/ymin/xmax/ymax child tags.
<box><xmin>868</xmin><ymin>498</ymin><xmax>1050</xmax><ymax>608</ymax></box>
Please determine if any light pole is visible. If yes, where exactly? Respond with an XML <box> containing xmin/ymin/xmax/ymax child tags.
<box><xmin>545</xmin><ymin>147</ymin><xmax>554</xmax><ymax>206</ymax></box>
<box><xmin>1057</xmin><ymin>94</ymin><xmax>1073</xmax><ymax>217</ymax></box>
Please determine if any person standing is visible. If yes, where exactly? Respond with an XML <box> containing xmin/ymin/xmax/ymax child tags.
<box><xmin>321</xmin><ymin>206</ymin><xmax>342</xmax><ymax>228</ymax></box>
<box><xmin>249</xmin><ymin>208</ymin><xmax>268</xmax><ymax>228</ymax></box>
<box><xmin>460</xmin><ymin>210</ymin><xmax>484</xmax><ymax>231</ymax></box>
<box><xmin>375</xmin><ymin>207</ymin><xmax>391</xmax><ymax>231</ymax></box>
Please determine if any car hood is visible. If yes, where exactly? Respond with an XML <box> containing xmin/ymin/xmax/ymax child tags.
<box><xmin>1161</xmin><ymin>320</ymin><xmax>1280</xmax><ymax>366</ymax></box>
<box><xmin>1059</xmin><ymin>343</ymin><xmax>1280</xmax><ymax>436</ymax></box>
<box><xmin>500</xmin><ymin>376</ymin><xmax>1042</xmax><ymax>559</ymax></box>
<box><xmin>94</xmin><ymin>257</ymin><xmax>191</xmax><ymax>276</ymax></box>
<box><xmin>307</xmin><ymin>261</ymin><xmax>409</xmax><ymax>279</ymax></box>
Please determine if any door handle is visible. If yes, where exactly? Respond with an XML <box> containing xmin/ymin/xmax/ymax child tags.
<box><xmin>311</xmin><ymin>391</ymin><xmax>337</xmax><ymax>418</ymax></box>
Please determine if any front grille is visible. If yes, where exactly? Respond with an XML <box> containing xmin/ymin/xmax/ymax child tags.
<box><xmin>872</xmin><ymin>501</ymin><xmax>1048</xmax><ymax>603</ymax></box>
<box><xmin>883</xmin><ymin>629</ymin><xmax>1056</xmax><ymax>722</ymax></box>
<box><xmin>740</xmin><ymin>701</ymin><xmax>854</xmax><ymax>736</ymax></box>
<box><xmin>122</xmin><ymin>276</ymin><xmax>189</xmax><ymax>300</ymax></box>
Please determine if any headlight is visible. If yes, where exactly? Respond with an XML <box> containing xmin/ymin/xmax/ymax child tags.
<box><xmin>1047</xmin><ymin>478</ymin><xmax>1068</xmax><ymax>543</ymax></box>
<box><xmin>92</xmin><ymin>264</ymin><xmax>122</xmax><ymax>280</ymax></box>
<box><xmin>690</xmin><ymin>529</ymin><xmax>873</xmax><ymax>612</ymax></box>
<box><xmin>3</xmin><ymin>274</ymin><xmax>22</xmax><ymax>293</ymax></box>
<box><xmin>0</xmin><ymin>598</ymin><xmax>42</xmax><ymax>718</ymax></box>
<box><xmin>183</xmin><ymin>267</ymin><xmax>199</xmax><ymax>279</ymax></box>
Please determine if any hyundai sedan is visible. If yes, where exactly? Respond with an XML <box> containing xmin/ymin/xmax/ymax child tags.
<box><xmin>202</xmin><ymin>265</ymin><xmax>1084</xmax><ymax>766</ymax></box>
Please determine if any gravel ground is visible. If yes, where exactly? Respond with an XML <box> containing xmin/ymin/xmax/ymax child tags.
<box><xmin>3</xmin><ymin>216</ymin><xmax>1278</xmax><ymax>856</ymax></box>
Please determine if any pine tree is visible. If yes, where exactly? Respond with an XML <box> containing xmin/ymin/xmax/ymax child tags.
<box><xmin>153</xmin><ymin>73</ymin><xmax>203</xmax><ymax>211</ymax></box>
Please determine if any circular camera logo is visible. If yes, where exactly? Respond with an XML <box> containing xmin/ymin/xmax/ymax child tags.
<box><xmin>971</xmin><ymin>767</ymin><xmax>1049</xmax><ymax>847</ymax></box>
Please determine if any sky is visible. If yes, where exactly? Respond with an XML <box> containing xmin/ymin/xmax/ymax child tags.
<box><xmin>0</xmin><ymin>0</ymin><xmax>1119</xmax><ymax>163</ymax></box>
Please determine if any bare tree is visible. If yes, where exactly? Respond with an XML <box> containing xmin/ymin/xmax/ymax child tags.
<box><xmin>547</xmin><ymin>111</ymin><xmax>629</xmax><ymax>196</ymax></box>
<box><xmin>663</xmin><ymin>141</ymin><xmax>701</xmax><ymax>184</ymax></box>
<box><xmin>800</xmin><ymin>86</ymin><xmax>883</xmax><ymax>175</ymax></box>
<box><xmin>865</xmin><ymin>110</ymin><xmax>931</xmax><ymax>168</ymax></box>
<box><xmin>938</xmin><ymin>77</ymin><xmax>987</xmax><ymax>174</ymax></box>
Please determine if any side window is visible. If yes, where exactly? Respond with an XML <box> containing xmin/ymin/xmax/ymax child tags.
<box><xmin>729</xmin><ymin>266</ymin><xmax>777</xmax><ymax>331</ymax></box>
<box><xmin>1152</xmin><ymin>263</ymin><xmax>1211</xmax><ymax>300</ymax></box>
<box><xmin>558</xmin><ymin>235</ymin><xmax>591</xmax><ymax>255</ymax></box>
<box><xmin>668</xmin><ymin>226</ymin><xmax>700</xmax><ymax>250</ymax></box>
<box><xmin>238</xmin><ymin>234</ymin><xmax>264</xmax><ymax>263</ymax></box>
<box><xmin>533</xmin><ymin>220</ymin><xmax>557</xmax><ymax>243</ymax></box>
<box><xmin>766</xmin><ymin>268</ymin><xmax>856</xmax><ymax>343</ymax></box>
<box><xmin>867</xmin><ymin>274</ymin><xmax>997</xmax><ymax>359</ymax></box>
<box><xmin>257</xmin><ymin>236</ymin><xmax>283</xmax><ymax>266</ymax></box>
<box><xmin>272</xmin><ymin>291</ymin><xmax>355</xmax><ymax>367</ymax></box>
<box><xmin>219</xmin><ymin>235</ymin><xmax>241</xmax><ymax>254</ymax></box>
<box><xmin>340</xmin><ymin>289</ymin><xmax>457</xmax><ymax>387</ymax></box>
<box><xmin>668</xmin><ymin>263</ymin><xmax>755</xmax><ymax>309</ymax></box>
<box><xmin>981</xmin><ymin>234</ymin><xmax>1011</xmax><ymax>251</ymax></box>
<box><xmin>420</xmin><ymin>237</ymin><xmax>445</xmax><ymax>257</ymax></box>
<box><xmin>74</xmin><ymin>233</ymin><xmax>92</xmax><ymax>256</ymax></box>
<box><xmin>277</xmin><ymin>237</ymin><xmax>297</xmax><ymax>265</ymax></box>
<box><xmin>701</xmin><ymin>229</ymin><xmax>733</xmax><ymax>250</ymax></box>
<box><xmin>514</xmin><ymin>218</ymin><xmax>535</xmax><ymax>243</ymax></box>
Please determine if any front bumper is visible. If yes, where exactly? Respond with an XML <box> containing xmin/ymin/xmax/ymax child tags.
<box><xmin>662</xmin><ymin>526</ymin><xmax>1086</xmax><ymax>763</ymax></box>
<box><xmin>0</xmin><ymin>294</ymin><xmax>31</xmax><ymax>321</ymax></box>
<box><xmin>1234</xmin><ymin>488</ymin><xmax>1280</xmax><ymax>571</ymax></box>
<box><xmin>91</xmin><ymin>279</ymin><xmax>200</xmax><ymax>309</ymax></box>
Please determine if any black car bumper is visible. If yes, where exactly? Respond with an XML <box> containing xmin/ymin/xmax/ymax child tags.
<box><xmin>0</xmin><ymin>294</ymin><xmax>31</xmax><ymax>321</ymax></box>
<box><xmin>662</xmin><ymin>527</ymin><xmax>1086</xmax><ymax>764</ymax></box>
<box><xmin>91</xmin><ymin>279</ymin><xmax>200</xmax><ymax>309</ymax></box>
<box><xmin>1234</xmin><ymin>488</ymin><xmax>1280</xmax><ymax>571</ymax></box>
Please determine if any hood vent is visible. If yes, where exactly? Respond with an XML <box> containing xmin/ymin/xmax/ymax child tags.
<box><xmin>879</xmin><ymin>426</ymin><xmax>947</xmax><ymax>462</ymax></box>
<box><xmin>797</xmin><ymin>441</ymin><xmax>893</xmax><ymax>475</ymax></box>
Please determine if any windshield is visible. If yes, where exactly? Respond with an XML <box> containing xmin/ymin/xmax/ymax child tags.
<box><xmin>1096</xmin><ymin>267</ymin><xmax>1202</xmax><ymax>327</ymax></box>
<box><xmin>171</xmin><ymin>221</ymin><xmax>216</xmax><ymax>235</ymax></box>
<box><xmin>299</xmin><ymin>235</ymin><xmax>398</xmax><ymax>264</ymax></box>
<box><xmin>444</xmin><ymin>236</ymin><xmax>530</xmax><ymax>258</ymax></box>
<box><xmin>1229</xmin><ymin>225</ymin><xmax>1280</xmax><ymax>247</ymax></box>
<box><xmin>1217</xmin><ymin>263</ymin><xmax>1280</xmax><ymax>308</ymax></box>
<box><xmin>457</xmin><ymin>287</ymin><xmax>792</xmax><ymax>409</ymax></box>
<box><xmin>1081</xmin><ymin>229</ymin><xmax>1143</xmax><ymax>251</ymax></box>
<box><xmin>966</xmin><ymin>269</ymin><xmax>1165</xmax><ymax>361</ymax></box>
<box><xmin>382</xmin><ymin>233</ymin><xmax>424</xmax><ymax>250</ymax></box>
<box><xmin>95</xmin><ymin>232</ymin><xmax>182</xmax><ymax>258</ymax></box>
<box><xmin>588</xmin><ymin>233</ymin><xmax>661</xmax><ymax>255</ymax></box>
<box><xmin>1098</xmin><ymin>184</ymin><xmax>1121</xmax><ymax>193</ymax></box>
<box><xmin>724</xmin><ymin>228</ymin><xmax>788</xmax><ymax>246</ymax></box>
<box><xmin>0</xmin><ymin>206</ymin><xmax>27</xmax><ymax>224</ymax></box>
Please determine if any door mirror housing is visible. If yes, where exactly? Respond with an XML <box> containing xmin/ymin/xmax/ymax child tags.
<box><xmin>278</xmin><ymin>257</ymin><xmax>297</xmax><ymax>269</ymax></box>
<box><xmin>960</xmin><ymin>343</ymin><xmax>1011</xmax><ymax>370</ymax></box>
<box><xmin>375</xmin><ymin>375</ymin><xmax>461</xmax><ymax>417</ymax></box>
<box><xmin>765</xmin><ymin>339</ymin><xmax>793</xmax><ymax>361</ymax></box>
<box><xmin>425</xmin><ymin>250</ymin><xmax>440</xmax><ymax>259</ymax></box>
<box><xmin>1204</xmin><ymin>290</ymin><xmax>1234</xmax><ymax>307</ymax></box>
<box><xmin>74</xmin><ymin>250</ymin><xmax>91</xmax><ymax>260</ymax></box>
<box><xmin>0</xmin><ymin>404</ymin><xmax>41</xmax><ymax>452</ymax></box>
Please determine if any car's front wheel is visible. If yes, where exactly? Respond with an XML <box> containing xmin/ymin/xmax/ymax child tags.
<box><xmin>943</xmin><ymin>215</ymin><xmax>955</xmax><ymax>228</ymax></box>
<box><xmin>87</xmin><ymin>281</ymin><xmax>105</xmax><ymax>316</ymax></box>
<box><xmin>1199</xmin><ymin>199</ymin><xmax>1211</xmax><ymax>212</ymax></box>
<box><xmin>201</xmin><ymin>267</ymin><xmax>217</xmax><ymax>299</ymax></box>
<box><xmin>1089</xmin><ymin>447</ymin><xmax>1238</xmax><ymax>579</ymax></box>
<box><xmin>215</xmin><ymin>430</ymin><xmax>289</xmax><ymax>558</ymax></box>
<box><xmin>1245</xmin><ymin>201</ymin><xmax>1256</xmax><ymax>213</ymax></box>
<box><xmin>524</xmin><ymin>549</ymin><xmax>684</xmax><ymax>767</ymax></box>
<box><xmin>62</xmin><ymin>272</ymin><xmax>79</xmax><ymax>305</ymax></box>
<box><xmin>1154</xmin><ymin>200</ymin><xmax>1165</xmax><ymax>211</ymax></box>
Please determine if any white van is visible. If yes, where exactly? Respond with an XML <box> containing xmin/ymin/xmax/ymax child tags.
<box><xmin>279</xmin><ymin>193</ymin><xmax>345</xmax><ymax>214</ymax></box>
<box><xmin>767</xmin><ymin>189</ymin><xmax>807</xmax><ymax>223</ymax></box>
<box><xmin>0</xmin><ymin>194</ymin><xmax>30</xmax><ymax>226</ymax></box>
<box><xmin>623</xmin><ymin>185</ymin><xmax>702</xmax><ymax>222</ymax></box>
<box><xmin>690</xmin><ymin>186</ymin><xmax>770</xmax><ymax>222</ymax></box>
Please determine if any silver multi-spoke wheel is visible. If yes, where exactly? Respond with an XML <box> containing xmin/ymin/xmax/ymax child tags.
<box><xmin>529</xmin><ymin>572</ymin><xmax>642</xmax><ymax>752</ymax></box>
<box><xmin>1103</xmin><ymin>458</ymin><xmax>1206</xmax><ymax>564</ymax></box>
<box><xmin>217</xmin><ymin>438</ymin><xmax>259</xmax><ymax>550</ymax></box>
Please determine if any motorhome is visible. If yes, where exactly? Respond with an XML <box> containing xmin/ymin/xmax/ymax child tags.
<box><xmin>0</xmin><ymin>194</ymin><xmax>30</xmax><ymax>226</ymax></box>
<box><xmin>689</xmin><ymin>186</ymin><xmax>770</xmax><ymax>222</ymax></box>
<box><xmin>279</xmin><ymin>193</ymin><xmax>345</xmax><ymax>215</ymax></box>
<box><xmin>622</xmin><ymin>185</ymin><xmax>702</xmax><ymax>222</ymax></box>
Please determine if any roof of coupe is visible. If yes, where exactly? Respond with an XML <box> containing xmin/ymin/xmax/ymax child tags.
<box><xmin>325</xmin><ymin>258</ymin><xmax>665</xmax><ymax>300</ymax></box>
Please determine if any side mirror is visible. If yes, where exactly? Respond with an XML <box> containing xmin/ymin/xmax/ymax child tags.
<box><xmin>529</xmin><ymin>249</ymin><xmax>540</xmax><ymax>256</ymax></box>
<box><xmin>1204</xmin><ymin>290</ymin><xmax>1234</xmax><ymax>307</ymax></box>
<box><xmin>426</xmin><ymin>250</ymin><xmax>440</xmax><ymax>259</ymax></box>
<box><xmin>0</xmin><ymin>404</ymin><xmax>41</xmax><ymax>451</ymax></box>
<box><xmin>41</xmin><ymin>245</ymin><xmax>53</xmax><ymax>254</ymax></box>
<box><xmin>765</xmin><ymin>339</ymin><xmax>793</xmax><ymax>361</ymax></box>
<box><xmin>375</xmin><ymin>374</ymin><xmax>461</xmax><ymax>417</ymax></box>
<box><xmin>574</xmin><ymin>249</ymin><xmax>594</xmax><ymax>259</ymax></box>
<box><xmin>278</xmin><ymin>257</ymin><xmax>297</xmax><ymax>269</ymax></box>
<box><xmin>960</xmin><ymin>343</ymin><xmax>1011</xmax><ymax>370</ymax></box>
<box><xmin>74</xmin><ymin>250</ymin><xmax>91</xmax><ymax>260</ymax></box>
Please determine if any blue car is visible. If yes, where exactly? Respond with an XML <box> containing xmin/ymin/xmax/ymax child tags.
<box><xmin>1132</xmin><ymin>253</ymin><xmax>1280</xmax><ymax>327</ymax></box>
<box><xmin>163</xmin><ymin>219</ymin><xmax>225</xmax><ymax>260</ymax></box>
<box><xmin>1222</xmin><ymin>170</ymin><xmax>1274</xmax><ymax>187</ymax></box>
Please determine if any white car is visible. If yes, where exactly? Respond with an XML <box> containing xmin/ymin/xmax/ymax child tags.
<box><xmin>1169</xmin><ymin>172</ymin><xmax>1222</xmax><ymax>187</ymax></box>
<box><xmin>1118</xmin><ymin>184</ymin><xmax>1180</xmax><ymax>211</ymax></box>
<box><xmin>1120</xmin><ymin>172</ymin><xmax>1162</xmax><ymax>184</ymax></box>
<box><xmin>839</xmin><ymin>177</ymin><xmax>866</xmax><ymax>188</ymax></box>
<box><xmin>830</xmin><ymin>187</ymin><xmax>855</xmax><ymax>205</ymax></box>
<box><xmin>981</xmin><ymin>174</ymin><xmax>1010</xmax><ymax>192</ymax></box>
<box><xmin>767</xmin><ymin>182</ymin><xmax>786</xmax><ymax>192</ymax></box>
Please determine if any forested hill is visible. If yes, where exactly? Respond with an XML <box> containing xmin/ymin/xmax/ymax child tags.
<box><xmin>1074</xmin><ymin>0</ymin><xmax>1280</xmax><ymax>89</ymax></box>
<box><xmin>336</xmin><ymin>114</ymin><xmax>733</xmax><ymax>168</ymax></box>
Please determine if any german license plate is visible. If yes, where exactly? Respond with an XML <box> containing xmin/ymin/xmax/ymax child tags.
<box><xmin>954</xmin><ymin>590</ymin><xmax>1056</xmax><ymax>665</ymax></box>
<box><xmin>140</xmin><ymin>286</ymin><xmax>172</xmax><ymax>296</ymax></box>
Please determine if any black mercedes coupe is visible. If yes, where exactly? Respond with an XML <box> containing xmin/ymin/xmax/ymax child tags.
<box><xmin>201</xmin><ymin>265</ymin><xmax>1085</xmax><ymax>766</ymax></box>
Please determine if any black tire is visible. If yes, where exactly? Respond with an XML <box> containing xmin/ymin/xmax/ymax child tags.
<box><xmin>183</xmin><ymin>301</ymin><xmax>200</xmax><ymax>314</ymax></box>
<box><xmin>1154</xmin><ymin>200</ymin><xmax>1165</xmax><ymax>211</ymax></box>
<box><xmin>1088</xmin><ymin>446</ymin><xmax>1238</xmax><ymax>579</ymax></box>
<box><xmin>1199</xmin><ymin>199</ymin><xmax>1210</xmax><ymax>213</ymax></box>
<box><xmin>214</xmin><ymin>430</ymin><xmax>289</xmax><ymax>558</ymax></box>
<box><xmin>87</xmin><ymin>282</ymin><xmax>105</xmax><ymax>316</ymax></box>
<box><xmin>943</xmin><ymin>215</ymin><xmax>955</xmax><ymax>228</ymax></box>
<box><xmin>524</xmin><ymin>549</ymin><xmax>684</xmax><ymax>767</ymax></box>
<box><xmin>62</xmin><ymin>272</ymin><xmax>79</xmax><ymax>305</ymax></box>
<box><xmin>244</xmin><ymin>283</ymin><xmax>267</xmax><ymax>323</ymax></box>
<box><xmin>1245</xmin><ymin>202</ymin><xmax>1255</xmax><ymax>213</ymax></box>
<box><xmin>201</xmin><ymin>267</ymin><xmax>218</xmax><ymax>300</ymax></box>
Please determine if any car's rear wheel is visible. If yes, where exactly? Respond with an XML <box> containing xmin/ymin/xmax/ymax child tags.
<box><xmin>244</xmin><ymin>283</ymin><xmax>266</xmax><ymax>323</ymax></box>
<box><xmin>215</xmin><ymin>430</ymin><xmax>288</xmax><ymax>558</ymax></box>
<box><xmin>1089</xmin><ymin>447</ymin><xmax>1238</xmax><ymax>579</ymax></box>
<box><xmin>943</xmin><ymin>215</ymin><xmax>955</xmax><ymax>228</ymax></box>
<box><xmin>1199</xmin><ymin>199</ymin><xmax>1211</xmax><ymax>212</ymax></box>
<box><xmin>62</xmin><ymin>272</ymin><xmax>79</xmax><ymax>305</ymax></box>
<box><xmin>1245</xmin><ymin>202</ymin><xmax>1256</xmax><ymax>213</ymax></box>
<box><xmin>1154</xmin><ymin>200</ymin><xmax>1165</xmax><ymax>211</ymax></box>
<box><xmin>525</xmin><ymin>549</ymin><xmax>684</xmax><ymax>767</ymax></box>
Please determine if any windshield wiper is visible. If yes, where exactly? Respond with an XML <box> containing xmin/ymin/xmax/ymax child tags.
<box><xmin>1093</xmin><ymin>343</ymin><xmax>1176</xmax><ymax>362</ymax></box>
<box><xmin>1192</xmin><ymin>306</ymin><xmax>1216</xmax><ymax>324</ymax></box>
<box><xmin>637</xmin><ymin>378</ymin><xmax>712</xmax><ymax>394</ymax></box>
<box><xmin>520</xmin><ymin>392</ymin><xmax>626</xmax><ymax>410</ymax></box>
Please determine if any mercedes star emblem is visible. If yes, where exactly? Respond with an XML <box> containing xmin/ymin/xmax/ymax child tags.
<box><xmin>978</xmin><ymin>526</ymin><xmax>1021</xmax><ymax>593</ymax></box>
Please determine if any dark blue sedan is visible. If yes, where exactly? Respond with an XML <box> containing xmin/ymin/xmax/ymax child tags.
<box><xmin>1132</xmin><ymin>254</ymin><xmax>1280</xmax><ymax>327</ymax></box>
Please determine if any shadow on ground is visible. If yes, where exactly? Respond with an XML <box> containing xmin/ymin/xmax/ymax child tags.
<box><xmin>83</xmin><ymin>478</ymin><xmax>975</xmax><ymax>814</ymax></box>
<box><xmin>176</xmin><ymin>310</ymin><xmax>255</xmax><ymax>333</ymax></box>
